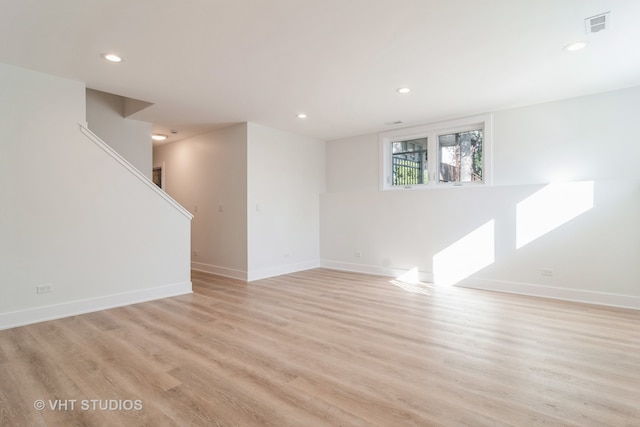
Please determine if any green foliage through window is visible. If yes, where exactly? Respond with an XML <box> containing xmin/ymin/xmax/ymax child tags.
<box><xmin>438</xmin><ymin>130</ymin><xmax>483</xmax><ymax>183</ymax></box>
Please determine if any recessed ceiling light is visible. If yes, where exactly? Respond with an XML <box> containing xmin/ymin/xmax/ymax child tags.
<box><xmin>101</xmin><ymin>53</ymin><xmax>123</xmax><ymax>62</ymax></box>
<box><xmin>297</xmin><ymin>113</ymin><xmax>308</xmax><ymax>119</ymax></box>
<box><xmin>396</xmin><ymin>87</ymin><xmax>411</xmax><ymax>94</ymax></box>
<box><xmin>563</xmin><ymin>41</ymin><xmax>588</xmax><ymax>52</ymax></box>
<box><xmin>151</xmin><ymin>134</ymin><xmax>167</xmax><ymax>141</ymax></box>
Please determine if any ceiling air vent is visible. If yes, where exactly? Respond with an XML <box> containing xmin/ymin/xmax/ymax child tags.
<box><xmin>585</xmin><ymin>12</ymin><xmax>610</xmax><ymax>34</ymax></box>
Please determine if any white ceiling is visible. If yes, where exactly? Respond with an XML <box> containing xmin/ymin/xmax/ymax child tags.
<box><xmin>1</xmin><ymin>0</ymin><xmax>639</xmax><ymax>143</ymax></box>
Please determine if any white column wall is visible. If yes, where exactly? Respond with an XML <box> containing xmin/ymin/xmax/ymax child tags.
<box><xmin>247</xmin><ymin>123</ymin><xmax>325</xmax><ymax>280</ymax></box>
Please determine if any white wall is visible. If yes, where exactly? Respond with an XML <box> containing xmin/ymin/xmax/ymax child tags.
<box><xmin>153</xmin><ymin>124</ymin><xmax>249</xmax><ymax>279</ymax></box>
<box><xmin>247</xmin><ymin>123</ymin><xmax>325</xmax><ymax>280</ymax></box>
<box><xmin>321</xmin><ymin>87</ymin><xmax>640</xmax><ymax>309</ymax></box>
<box><xmin>0</xmin><ymin>62</ymin><xmax>192</xmax><ymax>329</ymax></box>
<box><xmin>154</xmin><ymin>122</ymin><xmax>326</xmax><ymax>281</ymax></box>
<box><xmin>86</xmin><ymin>88</ymin><xmax>153</xmax><ymax>179</ymax></box>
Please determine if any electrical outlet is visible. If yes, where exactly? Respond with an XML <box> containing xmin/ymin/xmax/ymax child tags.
<box><xmin>193</xmin><ymin>250</ymin><xmax>199</xmax><ymax>257</ymax></box>
<box><xmin>541</xmin><ymin>268</ymin><xmax>553</xmax><ymax>277</ymax></box>
<box><xmin>354</xmin><ymin>251</ymin><xmax>362</xmax><ymax>258</ymax></box>
<box><xmin>36</xmin><ymin>284</ymin><xmax>53</xmax><ymax>294</ymax></box>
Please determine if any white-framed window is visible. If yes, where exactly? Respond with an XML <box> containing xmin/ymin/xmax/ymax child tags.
<box><xmin>380</xmin><ymin>114</ymin><xmax>492</xmax><ymax>190</ymax></box>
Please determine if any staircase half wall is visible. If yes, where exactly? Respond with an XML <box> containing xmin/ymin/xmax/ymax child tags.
<box><xmin>0</xmin><ymin>62</ymin><xmax>193</xmax><ymax>329</ymax></box>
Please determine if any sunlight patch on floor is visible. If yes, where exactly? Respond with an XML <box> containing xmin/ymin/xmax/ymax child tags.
<box><xmin>389</xmin><ymin>267</ymin><xmax>434</xmax><ymax>295</ymax></box>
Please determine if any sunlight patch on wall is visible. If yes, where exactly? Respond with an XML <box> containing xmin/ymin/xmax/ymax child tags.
<box><xmin>516</xmin><ymin>181</ymin><xmax>594</xmax><ymax>249</ymax></box>
<box><xmin>433</xmin><ymin>220</ymin><xmax>495</xmax><ymax>286</ymax></box>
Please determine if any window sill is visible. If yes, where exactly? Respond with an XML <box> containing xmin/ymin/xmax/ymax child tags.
<box><xmin>383</xmin><ymin>182</ymin><xmax>489</xmax><ymax>191</ymax></box>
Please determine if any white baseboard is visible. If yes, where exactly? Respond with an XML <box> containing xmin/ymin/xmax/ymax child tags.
<box><xmin>457</xmin><ymin>278</ymin><xmax>640</xmax><ymax>310</ymax></box>
<box><xmin>320</xmin><ymin>260</ymin><xmax>640</xmax><ymax>310</ymax></box>
<box><xmin>320</xmin><ymin>260</ymin><xmax>434</xmax><ymax>282</ymax></box>
<box><xmin>192</xmin><ymin>262</ymin><xmax>248</xmax><ymax>281</ymax></box>
<box><xmin>0</xmin><ymin>282</ymin><xmax>192</xmax><ymax>330</ymax></box>
<box><xmin>247</xmin><ymin>260</ymin><xmax>320</xmax><ymax>282</ymax></box>
<box><xmin>192</xmin><ymin>260</ymin><xmax>321</xmax><ymax>282</ymax></box>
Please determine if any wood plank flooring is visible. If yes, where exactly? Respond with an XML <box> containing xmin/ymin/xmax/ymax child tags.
<box><xmin>1</xmin><ymin>268</ymin><xmax>639</xmax><ymax>426</ymax></box>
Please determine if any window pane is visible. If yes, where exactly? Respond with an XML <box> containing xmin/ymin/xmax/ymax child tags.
<box><xmin>392</xmin><ymin>137</ymin><xmax>428</xmax><ymax>185</ymax></box>
<box><xmin>438</xmin><ymin>130</ymin><xmax>483</xmax><ymax>183</ymax></box>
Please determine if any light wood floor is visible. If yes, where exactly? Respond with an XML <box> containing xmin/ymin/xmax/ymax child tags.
<box><xmin>1</xmin><ymin>269</ymin><xmax>639</xmax><ymax>426</ymax></box>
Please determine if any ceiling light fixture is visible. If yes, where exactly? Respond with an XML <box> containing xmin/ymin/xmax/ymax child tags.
<box><xmin>563</xmin><ymin>41</ymin><xmax>588</xmax><ymax>52</ymax></box>
<box><xmin>297</xmin><ymin>113</ymin><xmax>308</xmax><ymax>119</ymax></box>
<box><xmin>101</xmin><ymin>53</ymin><xmax>123</xmax><ymax>63</ymax></box>
<box><xmin>396</xmin><ymin>87</ymin><xmax>411</xmax><ymax>94</ymax></box>
<box><xmin>151</xmin><ymin>134</ymin><xmax>167</xmax><ymax>141</ymax></box>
